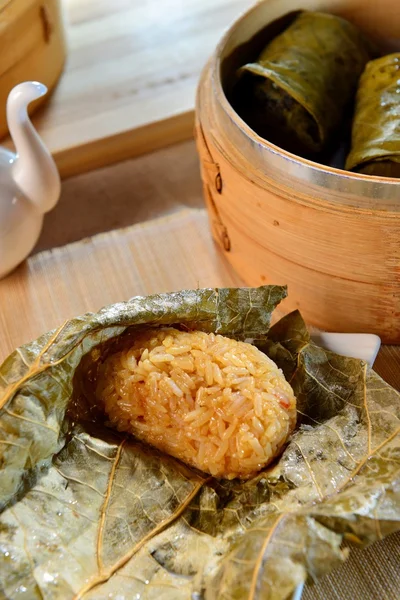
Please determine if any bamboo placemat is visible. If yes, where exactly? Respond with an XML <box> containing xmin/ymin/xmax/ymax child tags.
<box><xmin>0</xmin><ymin>208</ymin><xmax>398</xmax><ymax>599</ymax></box>
<box><xmin>0</xmin><ymin>209</ymin><xmax>243</xmax><ymax>356</ymax></box>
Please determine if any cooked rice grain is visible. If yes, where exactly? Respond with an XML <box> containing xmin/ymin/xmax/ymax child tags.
<box><xmin>96</xmin><ymin>328</ymin><xmax>296</xmax><ymax>479</ymax></box>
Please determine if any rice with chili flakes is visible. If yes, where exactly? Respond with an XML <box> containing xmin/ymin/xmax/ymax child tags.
<box><xmin>95</xmin><ymin>328</ymin><xmax>296</xmax><ymax>479</ymax></box>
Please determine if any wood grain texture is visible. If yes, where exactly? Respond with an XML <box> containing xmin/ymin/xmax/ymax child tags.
<box><xmin>0</xmin><ymin>206</ymin><xmax>398</xmax><ymax>600</ymax></box>
<box><xmin>0</xmin><ymin>0</ymin><xmax>66</xmax><ymax>137</ymax></box>
<box><xmin>195</xmin><ymin>0</ymin><xmax>400</xmax><ymax>344</ymax></box>
<box><xmin>3</xmin><ymin>0</ymin><xmax>253</xmax><ymax>178</ymax></box>
<box><xmin>197</xmin><ymin>104</ymin><xmax>400</xmax><ymax>343</ymax></box>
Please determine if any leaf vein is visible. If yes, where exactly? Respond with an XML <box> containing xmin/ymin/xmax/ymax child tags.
<box><xmin>73</xmin><ymin>478</ymin><xmax>206</xmax><ymax>599</ymax></box>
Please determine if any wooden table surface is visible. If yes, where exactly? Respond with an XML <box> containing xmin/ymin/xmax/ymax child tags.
<box><xmin>4</xmin><ymin>0</ymin><xmax>253</xmax><ymax>178</ymax></box>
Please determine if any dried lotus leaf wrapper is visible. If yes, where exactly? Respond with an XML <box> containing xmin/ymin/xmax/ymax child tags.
<box><xmin>95</xmin><ymin>328</ymin><xmax>296</xmax><ymax>479</ymax></box>
<box><xmin>345</xmin><ymin>53</ymin><xmax>400</xmax><ymax>177</ymax></box>
<box><xmin>0</xmin><ymin>292</ymin><xmax>399</xmax><ymax>600</ymax></box>
<box><xmin>358</xmin><ymin>160</ymin><xmax>400</xmax><ymax>177</ymax></box>
<box><xmin>0</xmin><ymin>285</ymin><xmax>288</xmax><ymax>510</ymax></box>
<box><xmin>236</xmin><ymin>11</ymin><xmax>372</xmax><ymax>156</ymax></box>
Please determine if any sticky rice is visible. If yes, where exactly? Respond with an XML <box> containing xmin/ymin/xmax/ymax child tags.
<box><xmin>96</xmin><ymin>328</ymin><xmax>296</xmax><ymax>479</ymax></box>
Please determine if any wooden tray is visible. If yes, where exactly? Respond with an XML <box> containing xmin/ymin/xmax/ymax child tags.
<box><xmin>3</xmin><ymin>0</ymin><xmax>254</xmax><ymax>178</ymax></box>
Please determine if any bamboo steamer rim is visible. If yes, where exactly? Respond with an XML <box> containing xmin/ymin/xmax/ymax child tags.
<box><xmin>209</xmin><ymin>0</ymin><xmax>400</xmax><ymax>209</ymax></box>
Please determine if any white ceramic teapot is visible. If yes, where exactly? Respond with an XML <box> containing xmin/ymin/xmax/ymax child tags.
<box><xmin>0</xmin><ymin>81</ymin><xmax>60</xmax><ymax>278</ymax></box>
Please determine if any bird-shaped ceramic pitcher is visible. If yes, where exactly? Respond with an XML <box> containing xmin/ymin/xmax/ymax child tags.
<box><xmin>0</xmin><ymin>81</ymin><xmax>60</xmax><ymax>278</ymax></box>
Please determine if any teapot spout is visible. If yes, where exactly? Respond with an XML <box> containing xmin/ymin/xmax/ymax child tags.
<box><xmin>7</xmin><ymin>81</ymin><xmax>61</xmax><ymax>213</ymax></box>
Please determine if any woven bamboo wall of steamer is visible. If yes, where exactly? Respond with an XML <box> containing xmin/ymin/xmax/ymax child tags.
<box><xmin>0</xmin><ymin>0</ymin><xmax>66</xmax><ymax>138</ymax></box>
<box><xmin>195</xmin><ymin>0</ymin><xmax>400</xmax><ymax>343</ymax></box>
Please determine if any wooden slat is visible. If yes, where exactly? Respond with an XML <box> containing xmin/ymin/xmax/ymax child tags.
<box><xmin>3</xmin><ymin>0</ymin><xmax>253</xmax><ymax>178</ymax></box>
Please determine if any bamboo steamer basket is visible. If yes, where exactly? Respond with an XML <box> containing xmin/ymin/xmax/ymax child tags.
<box><xmin>0</xmin><ymin>0</ymin><xmax>66</xmax><ymax>138</ymax></box>
<box><xmin>195</xmin><ymin>0</ymin><xmax>400</xmax><ymax>344</ymax></box>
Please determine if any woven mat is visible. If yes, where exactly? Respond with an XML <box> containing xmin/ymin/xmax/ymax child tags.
<box><xmin>0</xmin><ymin>208</ymin><xmax>398</xmax><ymax>599</ymax></box>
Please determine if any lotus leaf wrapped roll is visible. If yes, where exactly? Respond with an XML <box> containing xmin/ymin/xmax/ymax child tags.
<box><xmin>236</xmin><ymin>11</ymin><xmax>372</xmax><ymax>157</ymax></box>
<box><xmin>345</xmin><ymin>53</ymin><xmax>400</xmax><ymax>177</ymax></box>
<box><xmin>96</xmin><ymin>327</ymin><xmax>296</xmax><ymax>479</ymax></box>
